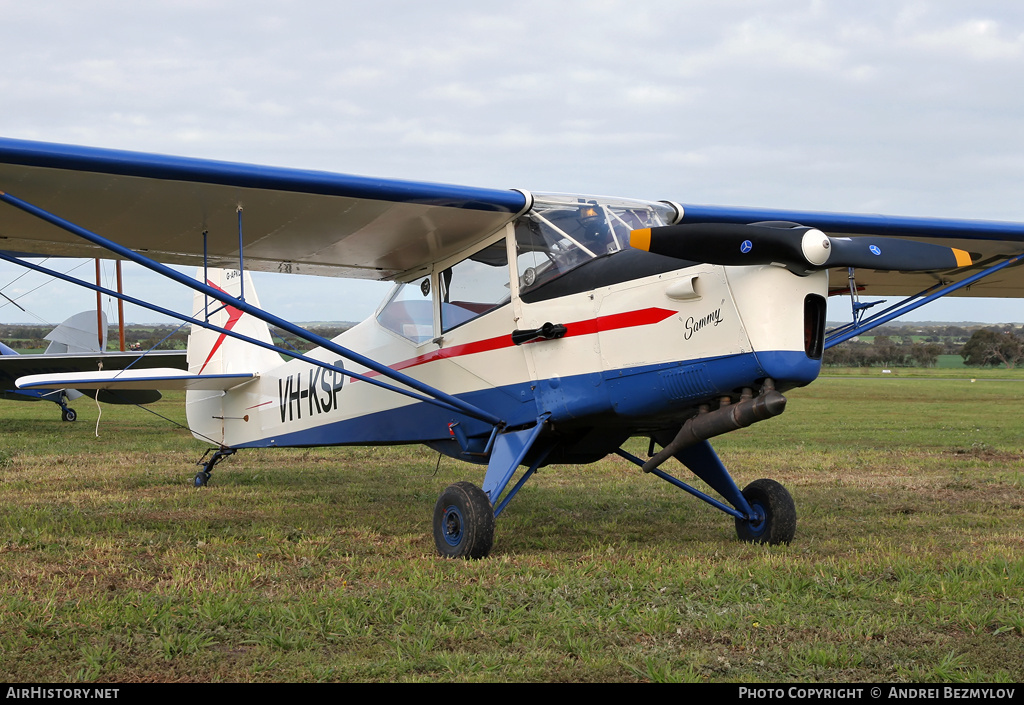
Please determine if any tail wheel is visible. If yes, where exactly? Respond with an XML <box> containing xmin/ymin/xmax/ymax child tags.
<box><xmin>735</xmin><ymin>478</ymin><xmax>796</xmax><ymax>545</ymax></box>
<box><xmin>433</xmin><ymin>481</ymin><xmax>495</xmax><ymax>559</ymax></box>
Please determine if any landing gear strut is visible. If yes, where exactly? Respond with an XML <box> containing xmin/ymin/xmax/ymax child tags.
<box><xmin>58</xmin><ymin>392</ymin><xmax>76</xmax><ymax>422</ymax></box>
<box><xmin>615</xmin><ymin>379</ymin><xmax>797</xmax><ymax>545</ymax></box>
<box><xmin>194</xmin><ymin>447</ymin><xmax>236</xmax><ymax>487</ymax></box>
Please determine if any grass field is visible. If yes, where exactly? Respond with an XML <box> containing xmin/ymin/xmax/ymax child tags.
<box><xmin>0</xmin><ymin>372</ymin><xmax>1021</xmax><ymax>683</ymax></box>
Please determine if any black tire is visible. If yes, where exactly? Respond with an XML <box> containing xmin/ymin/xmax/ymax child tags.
<box><xmin>194</xmin><ymin>471</ymin><xmax>210</xmax><ymax>488</ymax></box>
<box><xmin>62</xmin><ymin>408</ymin><xmax>77</xmax><ymax>422</ymax></box>
<box><xmin>433</xmin><ymin>481</ymin><xmax>495</xmax><ymax>559</ymax></box>
<box><xmin>735</xmin><ymin>478</ymin><xmax>796</xmax><ymax>545</ymax></box>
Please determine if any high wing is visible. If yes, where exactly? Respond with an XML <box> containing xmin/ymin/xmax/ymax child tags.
<box><xmin>668</xmin><ymin>204</ymin><xmax>1024</xmax><ymax>298</ymax></box>
<box><xmin>2</xmin><ymin>137</ymin><xmax>1023</xmax><ymax>297</ymax></box>
<box><xmin>0</xmin><ymin>137</ymin><xmax>528</xmax><ymax>280</ymax></box>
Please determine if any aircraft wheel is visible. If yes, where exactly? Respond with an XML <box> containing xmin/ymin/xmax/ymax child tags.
<box><xmin>61</xmin><ymin>408</ymin><xmax>77</xmax><ymax>422</ymax></box>
<box><xmin>433</xmin><ymin>481</ymin><xmax>494</xmax><ymax>559</ymax></box>
<box><xmin>194</xmin><ymin>471</ymin><xmax>211</xmax><ymax>488</ymax></box>
<box><xmin>735</xmin><ymin>478</ymin><xmax>796</xmax><ymax>545</ymax></box>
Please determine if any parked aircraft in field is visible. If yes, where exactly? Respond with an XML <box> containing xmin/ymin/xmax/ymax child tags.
<box><xmin>1</xmin><ymin>137</ymin><xmax>1021</xmax><ymax>557</ymax></box>
<box><xmin>0</xmin><ymin>309</ymin><xmax>185</xmax><ymax>419</ymax></box>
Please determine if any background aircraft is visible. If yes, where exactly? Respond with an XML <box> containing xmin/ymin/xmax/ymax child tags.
<box><xmin>1</xmin><ymin>137</ymin><xmax>1022</xmax><ymax>558</ymax></box>
<box><xmin>0</xmin><ymin>308</ymin><xmax>186</xmax><ymax>419</ymax></box>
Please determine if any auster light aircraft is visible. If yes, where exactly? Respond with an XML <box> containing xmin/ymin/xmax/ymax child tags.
<box><xmin>1</xmin><ymin>137</ymin><xmax>1022</xmax><ymax>558</ymax></box>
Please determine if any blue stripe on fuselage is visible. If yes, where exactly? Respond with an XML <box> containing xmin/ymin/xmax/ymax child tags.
<box><xmin>236</xmin><ymin>350</ymin><xmax>820</xmax><ymax>449</ymax></box>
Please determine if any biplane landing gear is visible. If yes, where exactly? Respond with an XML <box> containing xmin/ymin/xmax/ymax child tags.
<box><xmin>193</xmin><ymin>447</ymin><xmax>236</xmax><ymax>488</ymax></box>
<box><xmin>734</xmin><ymin>478</ymin><xmax>796</xmax><ymax>545</ymax></box>
<box><xmin>433</xmin><ymin>481</ymin><xmax>494</xmax><ymax>559</ymax></box>
<box><xmin>57</xmin><ymin>392</ymin><xmax>76</xmax><ymax>422</ymax></box>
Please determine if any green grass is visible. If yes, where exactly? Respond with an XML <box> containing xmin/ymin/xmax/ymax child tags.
<box><xmin>0</xmin><ymin>374</ymin><xmax>1021</xmax><ymax>683</ymax></box>
<box><xmin>822</xmin><ymin>365</ymin><xmax>1024</xmax><ymax>379</ymax></box>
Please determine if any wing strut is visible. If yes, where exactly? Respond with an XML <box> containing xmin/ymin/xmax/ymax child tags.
<box><xmin>825</xmin><ymin>253</ymin><xmax>1024</xmax><ymax>349</ymax></box>
<box><xmin>0</xmin><ymin>190</ymin><xmax>506</xmax><ymax>427</ymax></box>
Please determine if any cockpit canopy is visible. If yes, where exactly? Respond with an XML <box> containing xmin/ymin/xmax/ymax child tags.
<box><xmin>516</xmin><ymin>194</ymin><xmax>680</xmax><ymax>293</ymax></box>
<box><xmin>376</xmin><ymin>193</ymin><xmax>680</xmax><ymax>344</ymax></box>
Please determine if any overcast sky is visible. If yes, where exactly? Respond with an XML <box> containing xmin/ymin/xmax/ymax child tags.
<box><xmin>1</xmin><ymin>0</ymin><xmax>1023</xmax><ymax>326</ymax></box>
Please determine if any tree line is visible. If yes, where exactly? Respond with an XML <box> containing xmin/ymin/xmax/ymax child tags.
<box><xmin>0</xmin><ymin>323</ymin><xmax>355</xmax><ymax>353</ymax></box>
<box><xmin>823</xmin><ymin>325</ymin><xmax>1024</xmax><ymax>368</ymax></box>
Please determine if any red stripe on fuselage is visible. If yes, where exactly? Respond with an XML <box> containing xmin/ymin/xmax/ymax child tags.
<box><xmin>354</xmin><ymin>307</ymin><xmax>676</xmax><ymax>381</ymax></box>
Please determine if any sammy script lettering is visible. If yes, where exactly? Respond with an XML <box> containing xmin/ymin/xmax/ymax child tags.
<box><xmin>684</xmin><ymin>307</ymin><xmax>723</xmax><ymax>340</ymax></box>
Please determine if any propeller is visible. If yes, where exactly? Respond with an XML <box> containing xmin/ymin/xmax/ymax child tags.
<box><xmin>630</xmin><ymin>222</ymin><xmax>973</xmax><ymax>272</ymax></box>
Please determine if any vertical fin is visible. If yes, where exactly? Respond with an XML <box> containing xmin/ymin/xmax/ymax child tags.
<box><xmin>44</xmin><ymin>310</ymin><xmax>108</xmax><ymax>354</ymax></box>
<box><xmin>185</xmin><ymin>268</ymin><xmax>280</xmax><ymax>447</ymax></box>
<box><xmin>186</xmin><ymin>268</ymin><xmax>280</xmax><ymax>375</ymax></box>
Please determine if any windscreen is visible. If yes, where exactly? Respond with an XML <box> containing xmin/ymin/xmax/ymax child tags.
<box><xmin>515</xmin><ymin>194</ymin><xmax>679</xmax><ymax>293</ymax></box>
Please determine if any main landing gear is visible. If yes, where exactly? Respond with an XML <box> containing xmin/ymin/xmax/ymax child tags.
<box><xmin>429</xmin><ymin>386</ymin><xmax>798</xmax><ymax>559</ymax></box>
<box><xmin>432</xmin><ymin>418</ymin><xmax>551</xmax><ymax>559</ymax></box>
<box><xmin>623</xmin><ymin>380</ymin><xmax>797</xmax><ymax>545</ymax></box>
<box><xmin>431</xmin><ymin>438</ymin><xmax>797</xmax><ymax>560</ymax></box>
<box><xmin>617</xmin><ymin>440</ymin><xmax>797</xmax><ymax>546</ymax></box>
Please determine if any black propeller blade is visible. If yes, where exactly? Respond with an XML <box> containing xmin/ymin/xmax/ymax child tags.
<box><xmin>630</xmin><ymin>222</ymin><xmax>972</xmax><ymax>272</ymax></box>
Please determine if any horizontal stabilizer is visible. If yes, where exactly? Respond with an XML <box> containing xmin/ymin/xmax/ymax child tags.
<box><xmin>17</xmin><ymin>368</ymin><xmax>257</xmax><ymax>392</ymax></box>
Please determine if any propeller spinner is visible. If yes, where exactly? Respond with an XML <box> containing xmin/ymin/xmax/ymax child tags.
<box><xmin>630</xmin><ymin>222</ymin><xmax>973</xmax><ymax>273</ymax></box>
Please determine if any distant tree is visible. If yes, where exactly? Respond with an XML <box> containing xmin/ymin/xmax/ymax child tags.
<box><xmin>872</xmin><ymin>335</ymin><xmax>905</xmax><ymax>366</ymax></box>
<box><xmin>908</xmin><ymin>342</ymin><xmax>942</xmax><ymax>367</ymax></box>
<box><xmin>961</xmin><ymin>328</ymin><xmax>1024</xmax><ymax>368</ymax></box>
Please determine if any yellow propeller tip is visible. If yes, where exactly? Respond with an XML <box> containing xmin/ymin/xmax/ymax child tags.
<box><xmin>953</xmin><ymin>248</ymin><xmax>972</xmax><ymax>267</ymax></box>
<box><xmin>630</xmin><ymin>228</ymin><xmax>652</xmax><ymax>252</ymax></box>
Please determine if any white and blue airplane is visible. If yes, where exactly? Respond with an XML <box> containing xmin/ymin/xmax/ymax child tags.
<box><xmin>0</xmin><ymin>137</ymin><xmax>1021</xmax><ymax>558</ymax></box>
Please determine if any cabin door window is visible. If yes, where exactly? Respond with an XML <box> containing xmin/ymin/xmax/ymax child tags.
<box><xmin>439</xmin><ymin>238</ymin><xmax>511</xmax><ymax>333</ymax></box>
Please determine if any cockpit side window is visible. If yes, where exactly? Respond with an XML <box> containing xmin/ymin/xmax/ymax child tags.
<box><xmin>376</xmin><ymin>275</ymin><xmax>434</xmax><ymax>344</ymax></box>
<box><xmin>439</xmin><ymin>238</ymin><xmax>511</xmax><ymax>333</ymax></box>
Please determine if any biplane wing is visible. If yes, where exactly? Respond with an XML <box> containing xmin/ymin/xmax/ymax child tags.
<box><xmin>0</xmin><ymin>308</ymin><xmax>187</xmax><ymax>414</ymax></box>
<box><xmin>0</xmin><ymin>349</ymin><xmax>187</xmax><ymax>388</ymax></box>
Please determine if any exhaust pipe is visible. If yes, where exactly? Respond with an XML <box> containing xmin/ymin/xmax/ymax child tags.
<box><xmin>643</xmin><ymin>380</ymin><xmax>786</xmax><ymax>473</ymax></box>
